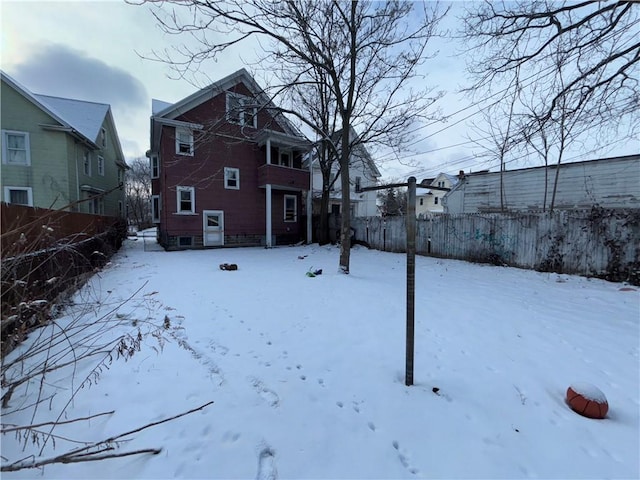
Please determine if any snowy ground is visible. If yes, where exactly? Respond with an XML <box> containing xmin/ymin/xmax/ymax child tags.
<box><xmin>2</xmin><ymin>234</ymin><xmax>639</xmax><ymax>479</ymax></box>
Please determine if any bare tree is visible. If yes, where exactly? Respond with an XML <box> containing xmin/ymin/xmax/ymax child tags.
<box><xmin>125</xmin><ymin>157</ymin><xmax>152</xmax><ymax>230</ymax></box>
<box><xmin>136</xmin><ymin>0</ymin><xmax>446</xmax><ymax>273</ymax></box>
<box><xmin>462</xmin><ymin>1</ymin><xmax>640</xmax><ymax>154</ymax></box>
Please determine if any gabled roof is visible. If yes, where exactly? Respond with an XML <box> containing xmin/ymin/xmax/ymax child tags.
<box><xmin>34</xmin><ymin>94</ymin><xmax>109</xmax><ymax>144</ymax></box>
<box><xmin>1</xmin><ymin>71</ymin><xmax>125</xmax><ymax>165</ymax></box>
<box><xmin>1</xmin><ymin>70</ymin><xmax>95</xmax><ymax>147</ymax></box>
<box><xmin>151</xmin><ymin>68</ymin><xmax>303</xmax><ymax>138</ymax></box>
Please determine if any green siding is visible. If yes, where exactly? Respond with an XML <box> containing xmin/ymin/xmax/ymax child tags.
<box><xmin>1</xmin><ymin>77</ymin><xmax>125</xmax><ymax>216</ymax></box>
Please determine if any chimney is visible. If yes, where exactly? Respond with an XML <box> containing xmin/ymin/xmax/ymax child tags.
<box><xmin>458</xmin><ymin>170</ymin><xmax>465</xmax><ymax>179</ymax></box>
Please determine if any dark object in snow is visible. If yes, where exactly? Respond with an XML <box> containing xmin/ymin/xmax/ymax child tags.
<box><xmin>298</xmin><ymin>255</ymin><xmax>308</xmax><ymax>260</ymax></box>
<box><xmin>219</xmin><ymin>263</ymin><xmax>238</xmax><ymax>271</ymax></box>
<box><xmin>306</xmin><ymin>268</ymin><xmax>322</xmax><ymax>277</ymax></box>
<box><xmin>432</xmin><ymin>387</ymin><xmax>440</xmax><ymax>395</ymax></box>
<box><xmin>566</xmin><ymin>383</ymin><xmax>608</xmax><ymax>419</ymax></box>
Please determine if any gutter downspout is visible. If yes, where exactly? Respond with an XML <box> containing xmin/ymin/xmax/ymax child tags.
<box><xmin>75</xmin><ymin>143</ymin><xmax>81</xmax><ymax>212</ymax></box>
<box><xmin>307</xmin><ymin>153</ymin><xmax>314</xmax><ymax>244</ymax></box>
<box><xmin>266</xmin><ymin>137</ymin><xmax>272</xmax><ymax>248</ymax></box>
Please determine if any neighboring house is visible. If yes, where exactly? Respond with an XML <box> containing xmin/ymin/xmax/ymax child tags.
<box><xmin>305</xmin><ymin>127</ymin><xmax>381</xmax><ymax>218</ymax></box>
<box><xmin>443</xmin><ymin>154</ymin><xmax>640</xmax><ymax>214</ymax></box>
<box><xmin>416</xmin><ymin>172</ymin><xmax>459</xmax><ymax>216</ymax></box>
<box><xmin>0</xmin><ymin>71</ymin><xmax>127</xmax><ymax>216</ymax></box>
<box><xmin>148</xmin><ymin>68</ymin><xmax>312</xmax><ymax>250</ymax></box>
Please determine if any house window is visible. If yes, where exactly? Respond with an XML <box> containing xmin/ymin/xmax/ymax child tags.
<box><xmin>87</xmin><ymin>195</ymin><xmax>104</xmax><ymax>215</ymax></box>
<box><xmin>83</xmin><ymin>151</ymin><xmax>91</xmax><ymax>176</ymax></box>
<box><xmin>176</xmin><ymin>186</ymin><xmax>195</xmax><ymax>214</ymax></box>
<box><xmin>3</xmin><ymin>186</ymin><xmax>33</xmax><ymax>206</ymax></box>
<box><xmin>100</xmin><ymin>128</ymin><xmax>107</xmax><ymax>148</ymax></box>
<box><xmin>329</xmin><ymin>173</ymin><xmax>337</xmax><ymax>191</ymax></box>
<box><xmin>151</xmin><ymin>154</ymin><xmax>159</xmax><ymax>178</ymax></box>
<box><xmin>2</xmin><ymin>131</ymin><xmax>31</xmax><ymax>166</ymax></box>
<box><xmin>226</xmin><ymin>92</ymin><xmax>257</xmax><ymax>128</ymax></box>
<box><xmin>151</xmin><ymin>195</ymin><xmax>161</xmax><ymax>223</ymax></box>
<box><xmin>98</xmin><ymin>156</ymin><xmax>105</xmax><ymax>176</ymax></box>
<box><xmin>118</xmin><ymin>168</ymin><xmax>124</xmax><ymax>185</ymax></box>
<box><xmin>118</xmin><ymin>200</ymin><xmax>124</xmax><ymax>217</ymax></box>
<box><xmin>178</xmin><ymin>236</ymin><xmax>193</xmax><ymax>247</ymax></box>
<box><xmin>279</xmin><ymin>151</ymin><xmax>292</xmax><ymax>168</ymax></box>
<box><xmin>224</xmin><ymin>167</ymin><xmax>240</xmax><ymax>190</ymax></box>
<box><xmin>284</xmin><ymin>195</ymin><xmax>297</xmax><ymax>222</ymax></box>
<box><xmin>434</xmin><ymin>197</ymin><xmax>438</xmax><ymax>205</ymax></box>
<box><xmin>176</xmin><ymin>128</ymin><xmax>194</xmax><ymax>156</ymax></box>
<box><xmin>419</xmin><ymin>198</ymin><xmax>424</xmax><ymax>206</ymax></box>
<box><xmin>355</xmin><ymin>176</ymin><xmax>361</xmax><ymax>192</ymax></box>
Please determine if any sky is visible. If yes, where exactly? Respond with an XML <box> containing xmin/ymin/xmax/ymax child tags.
<box><xmin>1</xmin><ymin>234</ymin><xmax>638</xmax><ymax>478</ymax></box>
<box><xmin>1</xmin><ymin>1</ymin><xmax>637</xmax><ymax>181</ymax></box>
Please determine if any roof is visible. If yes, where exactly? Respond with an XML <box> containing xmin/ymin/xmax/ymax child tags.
<box><xmin>34</xmin><ymin>94</ymin><xmax>110</xmax><ymax>143</ymax></box>
<box><xmin>1</xmin><ymin>71</ymin><xmax>125</xmax><ymax>165</ymax></box>
<box><xmin>151</xmin><ymin>68</ymin><xmax>304</xmax><ymax>139</ymax></box>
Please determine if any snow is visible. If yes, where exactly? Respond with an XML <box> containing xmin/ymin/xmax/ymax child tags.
<box><xmin>34</xmin><ymin>94</ymin><xmax>110</xmax><ymax>143</ymax></box>
<box><xmin>569</xmin><ymin>382</ymin><xmax>608</xmax><ymax>403</ymax></box>
<box><xmin>2</xmin><ymin>234</ymin><xmax>639</xmax><ymax>479</ymax></box>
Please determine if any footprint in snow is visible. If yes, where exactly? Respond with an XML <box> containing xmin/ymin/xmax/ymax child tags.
<box><xmin>392</xmin><ymin>441</ymin><xmax>419</xmax><ymax>475</ymax></box>
<box><xmin>256</xmin><ymin>446</ymin><xmax>278</xmax><ymax>480</ymax></box>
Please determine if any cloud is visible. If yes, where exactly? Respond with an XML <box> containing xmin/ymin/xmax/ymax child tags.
<box><xmin>11</xmin><ymin>43</ymin><xmax>148</xmax><ymax>113</ymax></box>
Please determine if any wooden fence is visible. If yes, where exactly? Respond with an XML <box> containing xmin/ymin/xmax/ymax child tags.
<box><xmin>352</xmin><ymin>208</ymin><xmax>640</xmax><ymax>284</ymax></box>
<box><xmin>1</xmin><ymin>203</ymin><xmax>122</xmax><ymax>256</ymax></box>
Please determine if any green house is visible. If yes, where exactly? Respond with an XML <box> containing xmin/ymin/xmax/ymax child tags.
<box><xmin>1</xmin><ymin>71</ymin><xmax>127</xmax><ymax>216</ymax></box>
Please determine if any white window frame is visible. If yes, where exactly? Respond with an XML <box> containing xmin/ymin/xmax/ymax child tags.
<box><xmin>118</xmin><ymin>168</ymin><xmax>124</xmax><ymax>185</ymax></box>
<box><xmin>224</xmin><ymin>167</ymin><xmax>240</xmax><ymax>190</ymax></box>
<box><xmin>97</xmin><ymin>156</ymin><xmax>105</xmax><ymax>176</ymax></box>
<box><xmin>175</xmin><ymin>127</ymin><xmax>194</xmax><ymax>156</ymax></box>
<box><xmin>2</xmin><ymin>130</ymin><xmax>31</xmax><ymax>166</ymax></box>
<box><xmin>3</xmin><ymin>186</ymin><xmax>33</xmax><ymax>206</ymax></box>
<box><xmin>226</xmin><ymin>92</ymin><xmax>257</xmax><ymax>128</ymax></box>
<box><xmin>100</xmin><ymin>127</ymin><xmax>107</xmax><ymax>148</ymax></box>
<box><xmin>284</xmin><ymin>194</ymin><xmax>297</xmax><ymax>222</ymax></box>
<box><xmin>176</xmin><ymin>186</ymin><xmax>195</xmax><ymax>214</ymax></box>
<box><xmin>83</xmin><ymin>151</ymin><xmax>92</xmax><ymax>176</ymax></box>
<box><xmin>150</xmin><ymin>154</ymin><xmax>159</xmax><ymax>179</ymax></box>
<box><xmin>279</xmin><ymin>150</ymin><xmax>292</xmax><ymax>168</ymax></box>
<box><xmin>151</xmin><ymin>194</ymin><xmax>161</xmax><ymax>223</ymax></box>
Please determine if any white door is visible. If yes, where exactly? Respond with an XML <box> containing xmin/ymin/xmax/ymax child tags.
<box><xmin>203</xmin><ymin>210</ymin><xmax>224</xmax><ymax>246</ymax></box>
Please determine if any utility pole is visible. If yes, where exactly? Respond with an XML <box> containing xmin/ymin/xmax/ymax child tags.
<box><xmin>358</xmin><ymin>177</ymin><xmax>449</xmax><ymax>386</ymax></box>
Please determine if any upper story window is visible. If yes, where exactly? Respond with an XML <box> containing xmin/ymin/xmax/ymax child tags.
<box><xmin>419</xmin><ymin>198</ymin><xmax>424</xmax><ymax>206</ymax></box>
<box><xmin>278</xmin><ymin>151</ymin><xmax>292</xmax><ymax>168</ymax></box>
<box><xmin>224</xmin><ymin>167</ymin><xmax>240</xmax><ymax>190</ymax></box>
<box><xmin>98</xmin><ymin>156</ymin><xmax>105</xmax><ymax>176</ymax></box>
<box><xmin>118</xmin><ymin>168</ymin><xmax>124</xmax><ymax>185</ymax></box>
<box><xmin>151</xmin><ymin>154</ymin><xmax>159</xmax><ymax>178</ymax></box>
<box><xmin>176</xmin><ymin>127</ymin><xmax>194</xmax><ymax>156</ymax></box>
<box><xmin>355</xmin><ymin>176</ymin><xmax>361</xmax><ymax>192</ymax></box>
<box><xmin>176</xmin><ymin>186</ymin><xmax>195</xmax><ymax>214</ymax></box>
<box><xmin>2</xmin><ymin>130</ymin><xmax>31</xmax><ymax>166</ymax></box>
<box><xmin>100</xmin><ymin>127</ymin><xmax>107</xmax><ymax>148</ymax></box>
<box><xmin>4</xmin><ymin>186</ymin><xmax>33</xmax><ymax>206</ymax></box>
<box><xmin>83</xmin><ymin>151</ymin><xmax>91</xmax><ymax>176</ymax></box>
<box><xmin>434</xmin><ymin>197</ymin><xmax>439</xmax><ymax>205</ymax></box>
<box><xmin>226</xmin><ymin>92</ymin><xmax>257</xmax><ymax>128</ymax></box>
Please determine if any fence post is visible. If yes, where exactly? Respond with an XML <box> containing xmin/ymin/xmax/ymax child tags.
<box><xmin>406</xmin><ymin>177</ymin><xmax>416</xmax><ymax>386</ymax></box>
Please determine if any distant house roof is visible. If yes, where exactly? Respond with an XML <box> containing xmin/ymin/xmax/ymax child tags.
<box><xmin>1</xmin><ymin>70</ymin><xmax>125</xmax><ymax>166</ymax></box>
<box><xmin>34</xmin><ymin>94</ymin><xmax>110</xmax><ymax>144</ymax></box>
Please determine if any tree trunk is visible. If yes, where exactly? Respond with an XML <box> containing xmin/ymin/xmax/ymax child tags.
<box><xmin>338</xmin><ymin>125</ymin><xmax>351</xmax><ymax>273</ymax></box>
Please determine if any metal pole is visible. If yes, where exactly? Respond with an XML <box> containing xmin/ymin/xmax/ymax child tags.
<box><xmin>405</xmin><ymin>176</ymin><xmax>416</xmax><ymax>386</ymax></box>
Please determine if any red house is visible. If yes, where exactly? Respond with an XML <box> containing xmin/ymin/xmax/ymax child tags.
<box><xmin>148</xmin><ymin>69</ymin><xmax>312</xmax><ymax>249</ymax></box>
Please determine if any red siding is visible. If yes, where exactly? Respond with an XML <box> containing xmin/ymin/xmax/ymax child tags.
<box><xmin>156</xmin><ymin>82</ymin><xmax>308</xmax><ymax>246</ymax></box>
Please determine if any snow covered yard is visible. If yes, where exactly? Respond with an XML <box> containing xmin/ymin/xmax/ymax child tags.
<box><xmin>2</xmin><ymin>235</ymin><xmax>639</xmax><ymax>479</ymax></box>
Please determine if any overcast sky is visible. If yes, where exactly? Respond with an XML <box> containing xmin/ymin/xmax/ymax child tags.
<box><xmin>1</xmin><ymin>1</ymin><xmax>636</xmax><ymax>181</ymax></box>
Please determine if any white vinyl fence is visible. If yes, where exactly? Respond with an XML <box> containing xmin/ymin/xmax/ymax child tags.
<box><xmin>352</xmin><ymin>209</ymin><xmax>640</xmax><ymax>284</ymax></box>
